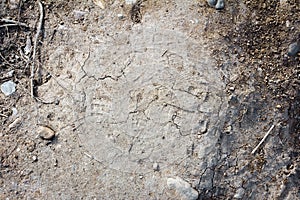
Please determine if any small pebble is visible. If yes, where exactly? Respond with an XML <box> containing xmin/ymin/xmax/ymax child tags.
<box><xmin>1</xmin><ymin>80</ymin><xmax>16</xmax><ymax>96</ymax></box>
<box><xmin>288</xmin><ymin>41</ymin><xmax>300</xmax><ymax>56</ymax></box>
<box><xmin>239</xmin><ymin>56</ymin><xmax>245</xmax><ymax>62</ymax></box>
<box><xmin>167</xmin><ymin>177</ymin><xmax>199</xmax><ymax>200</ymax></box>
<box><xmin>27</xmin><ymin>141</ymin><xmax>36</xmax><ymax>152</ymax></box>
<box><xmin>54</xmin><ymin>99</ymin><xmax>60</xmax><ymax>105</ymax></box>
<box><xmin>207</xmin><ymin>0</ymin><xmax>217</xmax><ymax>7</ymax></box>
<box><xmin>73</xmin><ymin>10</ymin><xmax>86</xmax><ymax>20</ymax></box>
<box><xmin>229</xmin><ymin>86</ymin><xmax>235</xmax><ymax>91</ymax></box>
<box><xmin>233</xmin><ymin>188</ymin><xmax>245</xmax><ymax>199</ymax></box>
<box><xmin>215</xmin><ymin>0</ymin><xmax>225</xmax><ymax>10</ymax></box>
<box><xmin>153</xmin><ymin>163</ymin><xmax>159</xmax><ymax>171</ymax></box>
<box><xmin>224</xmin><ymin>125</ymin><xmax>232</xmax><ymax>134</ymax></box>
<box><xmin>37</xmin><ymin>126</ymin><xmax>55</xmax><ymax>140</ymax></box>
<box><xmin>24</xmin><ymin>36</ymin><xmax>31</xmax><ymax>55</ymax></box>
<box><xmin>53</xmin><ymin>159</ymin><xmax>58</xmax><ymax>167</ymax></box>
<box><xmin>11</xmin><ymin>107</ymin><xmax>18</xmax><ymax>117</ymax></box>
<box><xmin>32</xmin><ymin>155</ymin><xmax>38</xmax><ymax>162</ymax></box>
<box><xmin>229</xmin><ymin>95</ymin><xmax>239</xmax><ymax>105</ymax></box>
<box><xmin>93</xmin><ymin>0</ymin><xmax>106</xmax><ymax>9</ymax></box>
<box><xmin>199</xmin><ymin>120</ymin><xmax>208</xmax><ymax>134</ymax></box>
<box><xmin>7</xmin><ymin>70</ymin><xmax>14</xmax><ymax>77</ymax></box>
<box><xmin>9</xmin><ymin>0</ymin><xmax>19</xmax><ymax>9</ymax></box>
<box><xmin>117</xmin><ymin>13</ymin><xmax>125</xmax><ymax>20</ymax></box>
<box><xmin>286</xmin><ymin>20</ymin><xmax>290</xmax><ymax>28</ymax></box>
<box><xmin>8</xmin><ymin>117</ymin><xmax>22</xmax><ymax>129</ymax></box>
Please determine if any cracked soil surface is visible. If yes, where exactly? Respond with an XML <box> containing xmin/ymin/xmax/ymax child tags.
<box><xmin>1</xmin><ymin>0</ymin><xmax>300</xmax><ymax>199</ymax></box>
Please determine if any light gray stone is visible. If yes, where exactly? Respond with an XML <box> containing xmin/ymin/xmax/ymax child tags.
<box><xmin>215</xmin><ymin>0</ymin><xmax>225</xmax><ymax>10</ymax></box>
<box><xmin>234</xmin><ymin>188</ymin><xmax>245</xmax><ymax>199</ymax></box>
<box><xmin>167</xmin><ymin>177</ymin><xmax>199</xmax><ymax>200</ymax></box>
<box><xmin>288</xmin><ymin>41</ymin><xmax>300</xmax><ymax>56</ymax></box>
<box><xmin>73</xmin><ymin>10</ymin><xmax>86</xmax><ymax>20</ymax></box>
<box><xmin>153</xmin><ymin>163</ymin><xmax>159</xmax><ymax>171</ymax></box>
<box><xmin>7</xmin><ymin>70</ymin><xmax>14</xmax><ymax>77</ymax></box>
<box><xmin>117</xmin><ymin>13</ymin><xmax>124</xmax><ymax>20</ymax></box>
<box><xmin>207</xmin><ymin>0</ymin><xmax>217</xmax><ymax>7</ymax></box>
<box><xmin>1</xmin><ymin>80</ymin><xmax>16</xmax><ymax>96</ymax></box>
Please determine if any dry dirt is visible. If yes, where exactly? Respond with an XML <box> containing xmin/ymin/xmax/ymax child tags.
<box><xmin>0</xmin><ymin>0</ymin><xmax>300</xmax><ymax>199</ymax></box>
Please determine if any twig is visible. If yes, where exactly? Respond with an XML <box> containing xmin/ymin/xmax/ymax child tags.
<box><xmin>83</xmin><ymin>152</ymin><xmax>104</xmax><ymax>164</ymax></box>
<box><xmin>0</xmin><ymin>18</ymin><xmax>29</xmax><ymax>27</ymax></box>
<box><xmin>128</xmin><ymin>131</ymin><xmax>142</xmax><ymax>153</ymax></box>
<box><xmin>161</xmin><ymin>50</ymin><xmax>168</xmax><ymax>57</ymax></box>
<box><xmin>0</xmin><ymin>52</ymin><xmax>14</xmax><ymax>67</ymax></box>
<box><xmin>251</xmin><ymin>124</ymin><xmax>276</xmax><ymax>155</ymax></box>
<box><xmin>0</xmin><ymin>113</ymin><xmax>8</xmax><ymax>118</ymax></box>
<box><xmin>0</xmin><ymin>24</ymin><xmax>26</xmax><ymax>28</ymax></box>
<box><xmin>34</xmin><ymin>96</ymin><xmax>57</xmax><ymax>104</ymax></box>
<box><xmin>30</xmin><ymin>0</ymin><xmax>43</xmax><ymax>98</ymax></box>
<box><xmin>17</xmin><ymin>0</ymin><xmax>22</xmax><ymax>22</ymax></box>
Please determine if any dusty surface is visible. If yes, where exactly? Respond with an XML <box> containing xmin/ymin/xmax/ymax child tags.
<box><xmin>1</xmin><ymin>0</ymin><xmax>300</xmax><ymax>199</ymax></box>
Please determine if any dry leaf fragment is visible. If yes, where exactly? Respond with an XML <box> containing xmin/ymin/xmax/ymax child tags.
<box><xmin>93</xmin><ymin>0</ymin><xmax>106</xmax><ymax>9</ymax></box>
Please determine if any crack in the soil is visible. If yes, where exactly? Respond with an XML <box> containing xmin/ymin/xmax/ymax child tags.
<box><xmin>76</xmin><ymin>51</ymin><xmax>133</xmax><ymax>84</ymax></box>
<box><xmin>163</xmin><ymin>103</ymin><xmax>200</xmax><ymax>114</ymax></box>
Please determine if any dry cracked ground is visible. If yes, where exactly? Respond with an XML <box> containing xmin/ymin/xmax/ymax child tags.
<box><xmin>0</xmin><ymin>0</ymin><xmax>300</xmax><ymax>199</ymax></box>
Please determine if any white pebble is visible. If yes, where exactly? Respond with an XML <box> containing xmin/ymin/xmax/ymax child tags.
<box><xmin>32</xmin><ymin>155</ymin><xmax>38</xmax><ymax>162</ymax></box>
<box><xmin>117</xmin><ymin>13</ymin><xmax>124</xmax><ymax>20</ymax></box>
<box><xmin>153</xmin><ymin>163</ymin><xmax>159</xmax><ymax>171</ymax></box>
<box><xmin>1</xmin><ymin>80</ymin><xmax>16</xmax><ymax>96</ymax></box>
